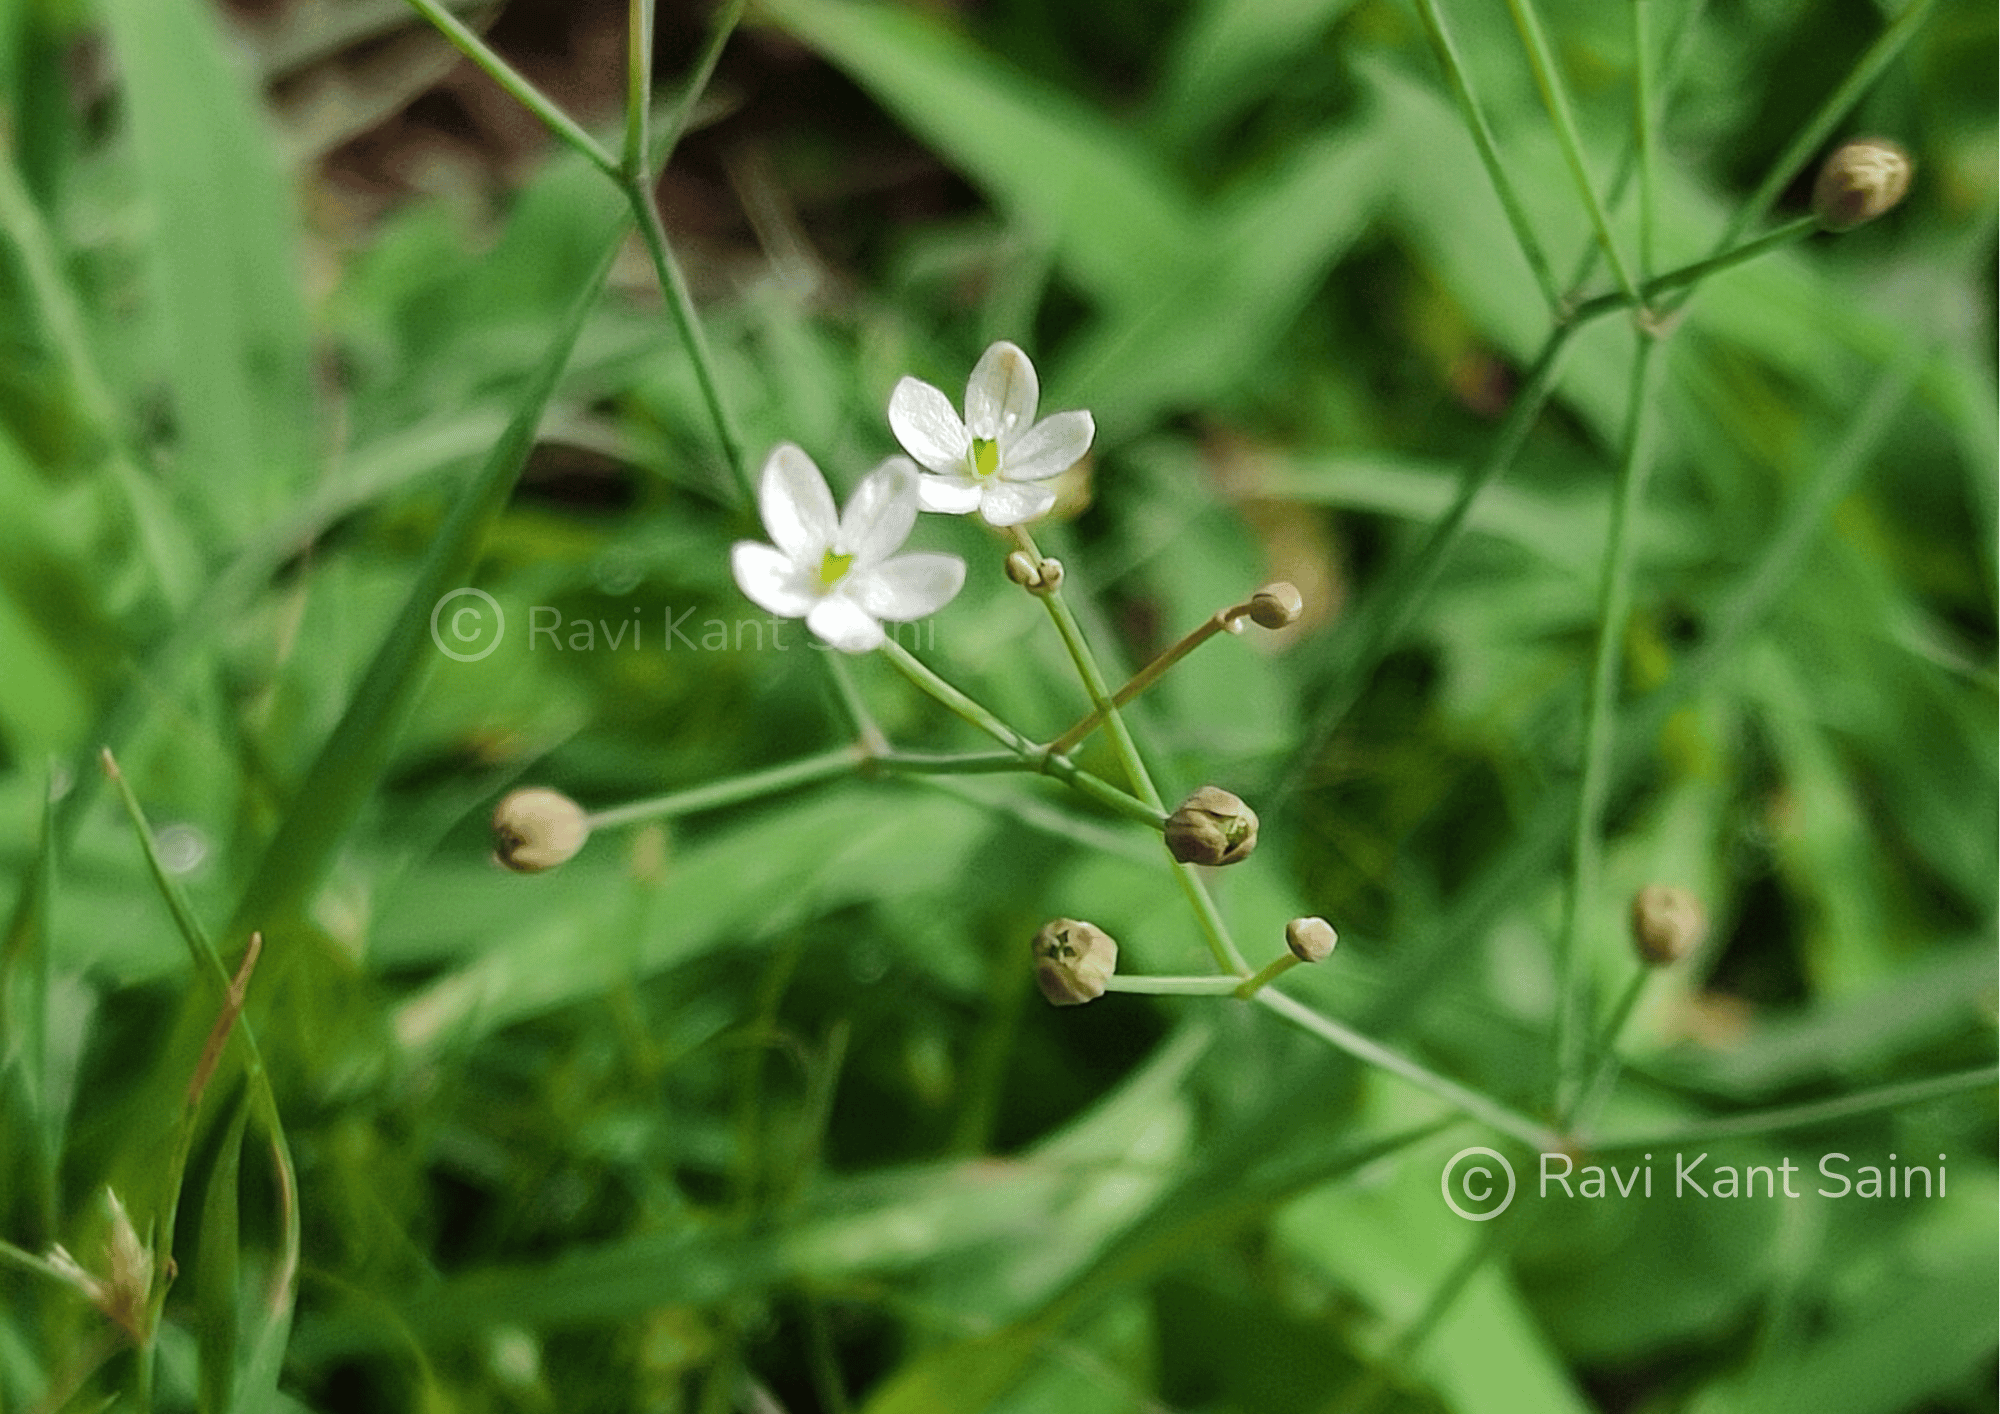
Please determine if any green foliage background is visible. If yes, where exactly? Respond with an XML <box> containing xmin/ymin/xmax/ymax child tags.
<box><xmin>0</xmin><ymin>0</ymin><xmax>1994</xmax><ymax>1409</ymax></box>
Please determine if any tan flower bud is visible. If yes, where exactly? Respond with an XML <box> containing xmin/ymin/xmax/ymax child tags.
<box><xmin>1285</xmin><ymin>916</ymin><xmax>1338</xmax><ymax>963</ymax></box>
<box><xmin>1812</xmin><ymin>138</ymin><xmax>1912</xmax><ymax>231</ymax></box>
<box><xmin>1630</xmin><ymin>884</ymin><xmax>1707</xmax><ymax>967</ymax></box>
<box><xmin>46</xmin><ymin>1189</ymin><xmax>154</xmax><ymax>1343</ymax></box>
<box><xmin>1031</xmin><ymin>918</ymin><xmax>1118</xmax><ymax>1005</ymax></box>
<box><xmin>1164</xmin><ymin>787</ymin><xmax>1259</xmax><ymax>866</ymax></box>
<box><xmin>493</xmin><ymin>788</ymin><xmax>590</xmax><ymax>873</ymax></box>
<box><xmin>1247</xmin><ymin>582</ymin><xmax>1304</xmax><ymax>630</ymax></box>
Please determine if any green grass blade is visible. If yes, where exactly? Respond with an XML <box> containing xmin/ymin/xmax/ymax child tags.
<box><xmin>229</xmin><ymin>217</ymin><xmax>627</xmax><ymax>938</ymax></box>
<box><xmin>99</xmin><ymin>0</ymin><xmax>317</xmax><ymax>543</ymax></box>
<box><xmin>196</xmin><ymin>1098</ymin><xmax>251</xmax><ymax>1414</ymax></box>
<box><xmin>0</xmin><ymin>774</ymin><xmax>60</xmax><ymax>1239</ymax></box>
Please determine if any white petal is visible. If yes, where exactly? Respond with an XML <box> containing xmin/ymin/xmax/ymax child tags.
<box><xmin>978</xmin><ymin>480</ymin><xmax>1058</xmax><ymax>527</ymax></box>
<box><xmin>837</xmin><ymin>457</ymin><xmax>918</xmax><ymax>567</ymax></box>
<box><xmin>887</xmin><ymin>378</ymin><xmax>971</xmax><ymax>476</ymax></box>
<box><xmin>1002</xmin><ymin>410</ymin><xmax>1094</xmax><ymax>483</ymax></box>
<box><xmin>965</xmin><ymin>341</ymin><xmax>1038</xmax><ymax>444</ymax></box>
<box><xmin>807</xmin><ymin>595</ymin><xmax>885</xmax><ymax>653</ymax></box>
<box><xmin>852</xmin><ymin>552</ymin><xmax>966</xmax><ymax>621</ymax></box>
<box><xmin>917</xmin><ymin>475</ymin><xmax>984</xmax><ymax>515</ymax></box>
<box><xmin>758</xmin><ymin>444</ymin><xmax>838</xmax><ymax>560</ymax></box>
<box><xmin>731</xmin><ymin>541</ymin><xmax>817</xmax><ymax>618</ymax></box>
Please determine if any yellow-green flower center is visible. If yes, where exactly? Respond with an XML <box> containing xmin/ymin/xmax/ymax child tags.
<box><xmin>971</xmin><ymin>437</ymin><xmax>1001</xmax><ymax>478</ymax></box>
<box><xmin>817</xmin><ymin>549</ymin><xmax>854</xmax><ymax>588</ymax></box>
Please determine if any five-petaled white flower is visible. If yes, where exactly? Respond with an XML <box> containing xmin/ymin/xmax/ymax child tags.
<box><xmin>731</xmin><ymin>444</ymin><xmax>966</xmax><ymax>653</ymax></box>
<box><xmin>887</xmin><ymin>341</ymin><xmax>1095</xmax><ymax>527</ymax></box>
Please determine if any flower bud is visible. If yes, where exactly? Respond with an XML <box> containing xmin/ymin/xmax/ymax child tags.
<box><xmin>1032</xmin><ymin>918</ymin><xmax>1118</xmax><ymax>1005</ymax></box>
<box><xmin>1285</xmin><ymin>916</ymin><xmax>1338</xmax><ymax>963</ymax></box>
<box><xmin>1812</xmin><ymin>138</ymin><xmax>1912</xmax><ymax>231</ymax></box>
<box><xmin>1247</xmin><ymin>582</ymin><xmax>1303</xmax><ymax>630</ymax></box>
<box><xmin>1630</xmin><ymin>884</ymin><xmax>1706</xmax><ymax>967</ymax></box>
<box><xmin>46</xmin><ymin>1189</ymin><xmax>153</xmax><ymax>1343</ymax></box>
<box><xmin>493</xmin><ymin>788</ymin><xmax>590</xmax><ymax>873</ymax></box>
<box><xmin>1164</xmin><ymin>787</ymin><xmax>1259</xmax><ymax>866</ymax></box>
<box><xmin>1004</xmin><ymin>550</ymin><xmax>1064</xmax><ymax>594</ymax></box>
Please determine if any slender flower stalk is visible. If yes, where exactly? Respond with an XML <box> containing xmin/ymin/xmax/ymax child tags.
<box><xmin>1504</xmin><ymin>0</ymin><xmax>1639</xmax><ymax>302</ymax></box>
<box><xmin>1046</xmin><ymin>583</ymin><xmax>1302</xmax><ymax>758</ymax></box>
<box><xmin>1104</xmin><ymin>974</ymin><xmax>1245</xmax><ymax>997</ymax></box>
<box><xmin>1553</xmin><ymin>333</ymin><xmax>1661</xmax><ymax>1117</ymax></box>
<box><xmin>1410</xmin><ymin>0</ymin><xmax>1563</xmax><ymax>311</ymax></box>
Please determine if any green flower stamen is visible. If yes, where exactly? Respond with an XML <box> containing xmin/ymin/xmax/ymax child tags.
<box><xmin>818</xmin><ymin>549</ymin><xmax>854</xmax><ymax>587</ymax></box>
<box><xmin>971</xmin><ymin>437</ymin><xmax>1000</xmax><ymax>477</ymax></box>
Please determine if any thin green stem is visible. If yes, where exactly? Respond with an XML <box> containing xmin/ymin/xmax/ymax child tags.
<box><xmin>1570</xmin><ymin>215</ymin><xmax>1821</xmax><ymax>324</ymax></box>
<box><xmin>1592</xmin><ymin>1066</ymin><xmax>1998</xmax><ymax>1150</ymax></box>
<box><xmin>1633</xmin><ymin>0</ymin><xmax>1658</xmax><ymax>280</ymax></box>
<box><xmin>1277</xmin><ymin>322</ymin><xmax>1575</xmax><ymax>809</ymax></box>
<box><xmin>403</xmin><ymin>0</ymin><xmax>619</xmax><ymax>179</ymax></box>
<box><xmin>1564</xmin><ymin>0</ymin><xmax>1709</xmax><ymax>297</ymax></box>
<box><xmin>584</xmin><ymin>747</ymin><xmax>862</xmax><ymax>830</ymax></box>
<box><xmin>1553</xmin><ymin>333</ymin><xmax>1660</xmax><ymax>1118</ymax></box>
<box><xmin>1047</xmin><ymin>609</ymin><xmax>1227</xmax><ymax>758</ymax></box>
<box><xmin>1568</xmin><ymin>966</ymin><xmax>1650</xmax><ymax>1129</ymax></box>
<box><xmin>1410</xmin><ymin>0</ymin><xmax>1563</xmax><ymax>310</ymax></box>
<box><xmin>877</xmin><ymin>640</ymin><xmax>1167</xmax><ymax>829</ymax></box>
<box><xmin>625</xmin><ymin>184</ymin><xmax>752</xmax><ymax>506</ymax></box>
<box><xmin>825</xmin><ymin>653</ymin><xmax>888</xmax><ymax>756</ymax></box>
<box><xmin>1253</xmin><ymin>989</ymin><xmax>1563</xmax><ymax>1150</ymax></box>
<box><xmin>1102</xmin><ymin>974</ymin><xmax>1245</xmax><ymax>997</ymax></box>
<box><xmin>1712</xmin><ymin>0</ymin><xmax>1937</xmax><ymax>257</ymax></box>
<box><xmin>1017</xmin><ymin>543</ymin><xmax>1252</xmax><ymax>975</ymax></box>
<box><xmin>1504</xmin><ymin>0</ymin><xmax>1639</xmax><ymax>301</ymax></box>
<box><xmin>1233</xmin><ymin>953</ymin><xmax>1303</xmax><ymax>998</ymax></box>
<box><xmin>1038</xmin><ymin>587</ymin><xmax>1164</xmax><ymax>815</ymax></box>
<box><xmin>623</xmin><ymin>0</ymin><xmax>655</xmax><ymax>177</ymax></box>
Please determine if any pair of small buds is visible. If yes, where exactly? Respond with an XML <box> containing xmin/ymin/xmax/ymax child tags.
<box><xmin>1003</xmin><ymin>551</ymin><xmax>1064</xmax><ymax>594</ymax></box>
<box><xmin>1630</xmin><ymin>884</ymin><xmax>1706</xmax><ymax>967</ymax></box>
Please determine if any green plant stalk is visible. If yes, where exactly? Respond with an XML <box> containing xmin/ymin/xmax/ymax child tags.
<box><xmin>1503</xmin><ymin>0</ymin><xmax>1638</xmax><ymax>301</ymax></box>
<box><xmin>826</xmin><ymin>652</ymin><xmax>889</xmax><ymax>755</ymax></box>
<box><xmin>583</xmin><ymin>747</ymin><xmax>865</xmax><ymax>830</ymax></box>
<box><xmin>1554</xmin><ymin>333</ymin><xmax>1660</xmax><ymax>1120</ymax></box>
<box><xmin>1593</xmin><ymin>1066</ymin><xmax>1998</xmax><ymax>1150</ymax></box>
<box><xmin>625</xmin><ymin>173</ymin><xmax>752</xmax><ymax>506</ymax></box>
<box><xmin>1254</xmin><ymin>989</ymin><xmax>1563</xmax><ymax>1150</ymax></box>
<box><xmin>1030</xmin><ymin>566</ymin><xmax>1252</xmax><ymax>975</ymax></box>
<box><xmin>1410</xmin><ymin>0</ymin><xmax>1563</xmax><ymax>310</ymax></box>
<box><xmin>877</xmin><ymin>640</ymin><xmax>1167</xmax><ymax>829</ymax></box>
<box><xmin>1713</xmin><ymin>0</ymin><xmax>1937</xmax><ymax>256</ymax></box>
<box><xmin>624</xmin><ymin>0</ymin><xmax>655</xmax><ymax>177</ymax></box>
<box><xmin>402</xmin><ymin>0</ymin><xmax>618</xmax><ymax>178</ymax></box>
<box><xmin>1103</xmin><ymin>974</ymin><xmax>1245</xmax><ymax>996</ymax></box>
<box><xmin>1570</xmin><ymin>215</ymin><xmax>1821</xmax><ymax>323</ymax></box>
<box><xmin>1569</xmin><ymin>966</ymin><xmax>1651</xmax><ymax>1128</ymax></box>
<box><xmin>1233</xmin><ymin>952</ymin><xmax>1302</xmax><ymax>998</ymax></box>
<box><xmin>1633</xmin><ymin>0</ymin><xmax>1658</xmax><ymax>280</ymax></box>
<box><xmin>1278</xmin><ymin>322</ymin><xmax>1576</xmax><ymax>807</ymax></box>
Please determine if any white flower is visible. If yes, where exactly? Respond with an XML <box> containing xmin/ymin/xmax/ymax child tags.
<box><xmin>730</xmin><ymin>445</ymin><xmax>966</xmax><ymax>653</ymax></box>
<box><xmin>887</xmin><ymin>341</ymin><xmax>1095</xmax><ymax>527</ymax></box>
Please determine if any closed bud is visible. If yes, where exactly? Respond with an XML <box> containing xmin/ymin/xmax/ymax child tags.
<box><xmin>1285</xmin><ymin>916</ymin><xmax>1338</xmax><ymax>963</ymax></box>
<box><xmin>1032</xmin><ymin>918</ymin><xmax>1118</xmax><ymax>1005</ymax></box>
<box><xmin>1164</xmin><ymin>787</ymin><xmax>1259</xmax><ymax>866</ymax></box>
<box><xmin>1630</xmin><ymin>884</ymin><xmax>1706</xmax><ymax>967</ymax></box>
<box><xmin>493</xmin><ymin>788</ymin><xmax>590</xmax><ymax>873</ymax></box>
<box><xmin>1003</xmin><ymin>551</ymin><xmax>1064</xmax><ymax>594</ymax></box>
<box><xmin>1247</xmin><ymin>581</ymin><xmax>1304</xmax><ymax>629</ymax></box>
<box><xmin>1812</xmin><ymin>139</ymin><xmax>1912</xmax><ymax>231</ymax></box>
